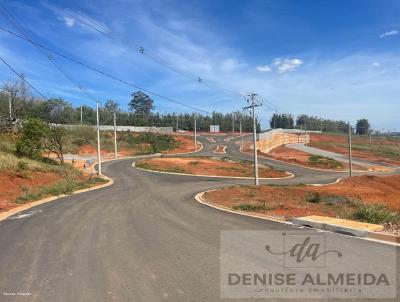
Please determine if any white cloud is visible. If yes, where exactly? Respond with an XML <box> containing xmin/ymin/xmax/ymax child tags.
<box><xmin>63</xmin><ymin>16</ymin><xmax>76</xmax><ymax>27</ymax></box>
<box><xmin>379</xmin><ymin>30</ymin><xmax>398</xmax><ymax>38</ymax></box>
<box><xmin>273</xmin><ymin>58</ymin><xmax>303</xmax><ymax>73</ymax></box>
<box><xmin>256</xmin><ymin>65</ymin><xmax>271</xmax><ymax>72</ymax></box>
<box><xmin>372</xmin><ymin>62</ymin><xmax>381</xmax><ymax>67</ymax></box>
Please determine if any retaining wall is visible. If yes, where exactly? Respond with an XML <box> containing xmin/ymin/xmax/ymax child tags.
<box><xmin>256</xmin><ymin>129</ymin><xmax>310</xmax><ymax>153</ymax></box>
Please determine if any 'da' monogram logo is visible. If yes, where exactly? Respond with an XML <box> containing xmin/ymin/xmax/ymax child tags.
<box><xmin>265</xmin><ymin>233</ymin><xmax>342</xmax><ymax>265</ymax></box>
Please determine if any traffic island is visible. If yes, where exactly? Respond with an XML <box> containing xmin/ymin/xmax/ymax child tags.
<box><xmin>197</xmin><ymin>175</ymin><xmax>400</xmax><ymax>239</ymax></box>
<box><xmin>134</xmin><ymin>156</ymin><xmax>291</xmax><ymax>179</ymax></box>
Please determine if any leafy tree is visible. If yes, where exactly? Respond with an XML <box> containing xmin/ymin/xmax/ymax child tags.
<box><xmin>43</xmin><ymin>125</ymin><xmax>65</xmax><ymax>163</ymax></box>
<box><xmin>16</xmin><ymin>118</ymin><xmax>48</xmax><ymax>158</ymax></box>
<box><xmin>356</xmin><ymin>118</ymin><xmax>370</xmax><ymax>135</ymax></box>
<box><xmin>104</xmin><ymin>99</ymin><xmax>119</xmax><ymax>112</ymax></box>
<box><xmin>16</xmin><ymin>118</ymin><xmax>65</xmax><ymax>163</ymax></box>
<box><xmin>128</xmin><ymin>91</ymin><xmax>155</xmax><ymax>114</ymax></box>
<box><xmin>270</xmin><ymin>113</ymin><xmax>294</xmax><ymax>129</ymax></box>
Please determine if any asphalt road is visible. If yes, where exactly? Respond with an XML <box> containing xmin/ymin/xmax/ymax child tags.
<box><xmin>0</xmin><ymin>134</ymin><xmax>398</xmax><ymax>301</ymax></box>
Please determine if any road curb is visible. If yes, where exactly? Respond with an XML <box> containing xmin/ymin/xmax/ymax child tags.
<box><xmin>0</xmin><ymin>175</ymin><xmax>113</xmax><ymax>222</ymax></box>
<box><xmin>292</xmin><ymin>216</ymin><xmax>400</xmax><ymax>245</ymax></box>
<box><xmin>162</xmin><ymin>142</ymin><xmax>203</xmax><ymax>156</ymax></box>
<box><xmin>195</xmin><ymin>189</ymin><xmax>400</xmax><ymax>246</ymax></box>
<box><xmin>0</xmin><ymin>154</ymin><xmax>161</xmax><ymax>223</ymax></box>
<box><xmin>194</xmin><ymin>190</ymin><xmax>293</xmax><ymax>225</ymax></box>
<box><xmin>132</xmin><ymin>162</ymin><xmax>295</xmax><ymax>180</ymax></box>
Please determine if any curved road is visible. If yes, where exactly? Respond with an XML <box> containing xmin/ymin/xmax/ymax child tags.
<box><xmin>0</xmin><ymin>134</ymin><xmax>398</xmax><ymax>301</ymax></box>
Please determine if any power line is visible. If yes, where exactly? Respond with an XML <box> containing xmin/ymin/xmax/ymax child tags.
<box><xmin>0</xmin><ymin>55</ymin><xmax>47</xmax><ymax>99</ymax></box>
<box><xmin>72</xmin><ymin>11</ymin><xmax>248</xmax><ymax>102</ymax></box>
<box><xmin>0</xmin><ymin>25</ymin><xmax>211</xmax><ymax>114</ymax></box>
<box><xmin>0</xmin><ymin>3</ymin><xmax>98</xmax><ymax>105</ymax></box>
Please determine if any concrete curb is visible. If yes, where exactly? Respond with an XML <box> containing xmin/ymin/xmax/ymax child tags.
<box><xmin>195</xmin><ymin>189</ymin><xmax>400</xmax><ymax>246</ymax></box>
<box><xmin>194</xmin><ymin>190</ymin><xmax>293</xmax><ymax>225</ymax></box>
<box><xmin>292</xmin><ymin>216</ymin><xmax>400</xmax><ymax>245</ymax></box>
<box><xmin>212</xmin><ymin>145</ymin><xmax>227</xmax><ymax>154</ymax></box>
<box><xmin>0</xmin><ymin>154</ymin><xmax>161</xmax><ymax>223</ymax></box>
<box><xmin>0</xmin><ymin>175</ymin><xmax>113</xmax><ymax>222</ymax></box>
<box><xmin>308</xmin><ymin>177</ymin><xmax>343</xmax><ymax>186</ymax></box>
<box><xmin>132</xmin><ymin>162</ymin><xmax>295</xmax><ymax>180</ymax></box>
<box><xmin>162</xmin><ymin>142</ymin><xmax>204</xmax><ymax>156</ymax></box>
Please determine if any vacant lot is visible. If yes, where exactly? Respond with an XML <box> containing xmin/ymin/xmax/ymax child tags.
<box><xmin>310</xmin><ymin>133</ymin><xmax>400</xmax><ymax>164</ymax></box>
<box><xmin>203</xmin><ymin>175</ymin><xmax>400</xmax><ymax>233</ymax></box>
<box><xmin>64</xmin><ymin>127</ymin><xmax>193</xmax><ymax>157</ymax></box>
<box><xmin>136</xmin><ymin>156</ymin><xmax>289</xmax><ymax>178</ymax></box>
<box><xmin>267</xmin><ymin>145</ymin><xmax>361</xmax><ymax>170</ymax></box>
<box><xmin>0</xmin><ymin>135</ymin><xmax>106</xmax><ymax>213</ymax></box>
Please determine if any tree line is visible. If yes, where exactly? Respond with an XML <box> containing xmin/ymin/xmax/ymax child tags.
<box><xmin>270</xmin><ymin>113</ymin><xmax>371</xmax><ymax>135</ymax></box>
<box><xmin>0</xmin><ymin>78</ymin><xmax>260</xmax><ymax>132</ymax></box>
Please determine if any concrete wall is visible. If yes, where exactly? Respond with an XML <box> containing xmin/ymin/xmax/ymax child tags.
<box><xmin>56</xmin><ymin>124</ymin><xmax>173</xmax><ymax>133</ymax></box>
<box><xmin>256</xmin><ymin>128</ymin><xmax>310</xmax><ymax>153</ymax></box>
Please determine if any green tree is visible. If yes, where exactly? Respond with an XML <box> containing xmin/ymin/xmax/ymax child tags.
<box><xmin>16</xmin><ymin>118</ymin><xmax>48</xmax><ymax>158</ymax></box>
<box><xmin>356</xmin><ymin>118</ymin><xmax>370</xmax><ymax>135</ymax></box>
<box><xmin>128</xmin><ymin>91</ymin><xmax>155</xmax><ymax>114</ymax></box>
<box><xmin>104</xmin><ymin>99</ymin><xmax>119</xmax><ymax>112</ymax></box>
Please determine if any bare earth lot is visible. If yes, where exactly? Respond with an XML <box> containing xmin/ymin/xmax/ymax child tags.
<box><xmin>310</xmin><ymin>133</ymin><xmax>400</xmax><ymax>165</ymax></box>
<box><xmin>203</xmin><ymin>175</ymin><xmax>400</xmax><ymax>233</ymax></box>
<box><xmin>136</xmin><ymin>156</ymin><xmax>289</xmax><ymax>178</ymax></box>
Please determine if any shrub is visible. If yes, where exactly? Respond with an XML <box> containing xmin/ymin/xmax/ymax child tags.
<box><xmin>306</xmin><ymin>192</ymin><xmax>321</xmax><ymax>203</ymax></box>
<box><xmin>350</xmin><ymin>203</ymin><xmax>400</xmax><ymax>224</ymax></box>
<box><xmin>17</xmin><ymin>160</ymin><xmax>29</xmax><ymax>171</ymax></box>
<box><xmin>233</xmin><ymin>204</ymin><xmax>264</xmax><ymax>211</ymax></box>
<box><xmin>16</xmin><ymin>118</ymin><xmax>48</xmax><ymax>159</ymax></box>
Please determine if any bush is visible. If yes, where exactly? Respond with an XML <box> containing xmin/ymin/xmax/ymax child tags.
<box><xmin>308</xmin><ymin>155</ymin><xmax>343</xmax><ymax>169</ymax></box>
<box><xmin>233</xmin><ymin>204</ymin><xmax>264</xmax><ymax>211</ymax></box>
<box><xmin>350</xmin><ymin>203</ymin><xmax>400</xmax><ymax>224</ymax></box>
<box><xmin>306</xmin><ymin>192</ymin><xmax>321</xmax><ymax>203</ymax></box>
<box><xmin>16</xmin><ymin>118</ymin><xmax>48</xmax><ymax>159</ymax></box>
<box><xmin>17</xmin><ymin>160</ymin><xmax>29</xmax><ymax>171</ymax></box>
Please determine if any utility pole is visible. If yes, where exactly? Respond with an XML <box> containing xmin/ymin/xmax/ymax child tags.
<box><xmin>194</xmin><ymin>113</ymin><xmax>197</xmax><ymax>151</ymax></box>
<box><xmin>113</xmin><ymin>112</ymin><xmax>117</xmax><ymax>159</ymax></box>
<box><xmin>176</xmin><ymin>114</ymin><xmax>179</xmax><ymax>132</ymax></box>
<box><xmin>348</xmin><ymin>122</ymin><xmax>352</xmax><ymax>178</ymax></box>
<box><xmin>8</xmin><ymin>91</ymin><xmax>12</xmax><ymax>120</ymax></box>
<box><xmin>80</xmin><ymin>105</ymin><xmax>83</xmax><ymax>125</ymax></box>
<box><xmin>96</xmin><ymin>100</ymin><xmax>102</xmax><ymax>175</ymax></box>
<box><xmin>232</xmin><ymin>113</ymin><xmax>235</xmax><ymax>134</ymax></box>
<box><xmin>244</xmin><ymin>93</ymin><xmax>262</xmax><ymax>186</ymax></box>
<box><xmin>320</xmin><ymin>120</ymin><xmax>323</xmax><ymax>133</ymax></box>
<box><xmin>239</xmin><ymin>113</ymin><xmax>243</xmax><ymax>152</ymax></box>
<box><xmin>369</xmin><ymin>132</ymin><xmax>372</xmax><ymax>144</ymax></box>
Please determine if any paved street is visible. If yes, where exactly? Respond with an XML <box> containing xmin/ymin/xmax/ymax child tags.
<box><xmin>0</xmin><ymin>135</ymin><xmax>398</xmax><ymax>301</ymax></box>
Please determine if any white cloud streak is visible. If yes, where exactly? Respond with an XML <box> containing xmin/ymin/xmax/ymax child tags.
<box><xmin>256</xmin><ymin>65</ymin><xmax>271</xmax><ymax>72</ymax></box>
<box><xmin>273</xmin><ymin>58</ymin><xmax>303</xmax><ymax>73</ymax></box>
<box><xmin>379</xmin><ymin>30</ymin><xmax>398</xmax><ymax>38</ymax></box>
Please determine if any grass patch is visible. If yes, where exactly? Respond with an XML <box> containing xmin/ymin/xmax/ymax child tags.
<box><xmin>233</xmin><ymin>204</ymin><xmax>265</xmax><ymax>212</ymax></box>
<box><xmin>308</xmin><ymin>155</ymin><xmax>343</xmax><ymax>169</ymax></box>
<box><xmin>348</xmin><ymin>203</ymin><xmax>400</xmax><ymax>224</ymax></box>
<box><xmin>16</xmin><ymin>175</ymin><xmax>107</xmax><ymax>204</ymax></box>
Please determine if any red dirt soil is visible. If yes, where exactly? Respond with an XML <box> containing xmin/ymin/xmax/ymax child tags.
<box><xmin>0</xmin><ymin>172</ymin><xmax>62</xmax><ymax>212</ymax></box>
<box><xmin>204</xmin><ymin>175</ymin><xmax>400</xmax><ymax>220</ymax></box>
<box><xmin>137</xmin><ymin>157</ymin><xmax>288</xmax><ymax>178</ymax></box>
<box><xmin>162</xmin><ymin>135</ymin><xmax>198</xmax><ymax>154</ymax></box>
<box><xmin>267</xmin><ymin>145</ymin><xmax>366</xmax><ymax>171</ymax></box>
<box><xmin>310</xmin><ymin>133</ymin><xmax>400</xmax><ymax>165</ymax></box>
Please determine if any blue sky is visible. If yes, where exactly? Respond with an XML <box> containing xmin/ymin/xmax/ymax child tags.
<box><xmin>0</xmin><ymin>0</ymin><xmax>399</xmax><ymax>130</ymax></box>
